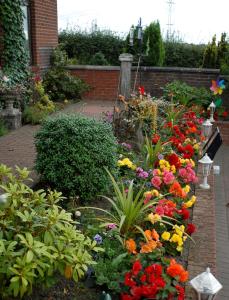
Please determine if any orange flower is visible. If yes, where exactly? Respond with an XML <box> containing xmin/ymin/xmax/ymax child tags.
<box><xmin>169</xmin><ymin>181</ymin><xmax>186</xmax><ymax>198</ymax></box>
<box><xmin>166</xmin><ymin>259</ymin><xmax>189</xmax><ymax>282</ymax></box>
<box><xmin>126</xmin><ymin>239</ymin><xmax>137</xmax><ymax>254</ymax></box>
<box><xmin>180</xmin><ymin>270</ymin><xmax>189</xmax><ymax>282</ymax></box>
<box><xmin>151</xmin><ymin>229</ymin><xmax>159</xmax><ymax>241</ymax></box>
<box><xmin>144</xmin><ymin>230</ymin><xmax>152</xmax><ymax>241</ymax></box>
<box><xmin>140</xmin><ymin>240</ymin><xmax>157</xmax><ymax>253</ymax></box>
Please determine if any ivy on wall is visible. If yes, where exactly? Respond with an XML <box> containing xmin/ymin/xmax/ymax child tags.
<box><xmin>0</xmin><ymin>0</ymin><xmax>29</xmax><ymax>83</ymax></box>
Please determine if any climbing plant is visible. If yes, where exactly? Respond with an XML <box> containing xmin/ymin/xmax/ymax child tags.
<box><xmin>0</xmin><ymin>0</ymin><xmax>29</xmax><ymax>83</ymax></box>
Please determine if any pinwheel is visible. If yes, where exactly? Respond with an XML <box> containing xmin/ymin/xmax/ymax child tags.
<box><xmin>210</xmin><ymin>79</ymin><xmax>225</xmax><ymax>95</ymax></box>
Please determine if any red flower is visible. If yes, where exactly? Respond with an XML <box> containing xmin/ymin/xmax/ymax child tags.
<box><xmin>180</xmin><ymin>207</ymin><xmax>190</xmax><ymax>220</ymax></box>
<box><xmin>175</xmin><ymin>285</ymin><xmax>185</xmax><ymax>300</ymax></box>
<box><xmin>130</xmin><ymin>285</ymin><xmax>143</xmax><ymax>299</ymax></box>
<box><xmin>140</xmin><ymin>274</ymin><xmax>147</xmax><ymax>283</ymax></box>
<box><xmin>138</xmin><ymin>86</ymin><xmax>145</xmax><ymax>95</ymax></box>
<box><xmin>124</xmin><ymin>272</ymin><xmax>136</xmax><ymax>287</ymax></box>
<box><xmin>121</xmin><ymin>294</ymin><xmax>134</xmax><ymax>300</ymax></box>
<box><xmin>186</xmin><ymin>223</ymin><xmax>196</xmax><ymax>235</ymax></box>
<box><xmin>132</xmin><ymin>260</ymin><xmax>142</xmax><ymax>276</ymax></box>
<box><xmin>167</xmin><ymin>153</ymin><xmax>181</xmax><ymax>168</ymax></box>
<box><xmin>152</xmin><ymin>134</ymin><xmax>160</xmax><ymax>144</ymax></box>
<box><xmin>222</xmin><ymin>111</ymin><xmax>229</xmax><ymax>118</ymax></box>
<box><xmin>182</xmin><ymin>144</ymin><xmax>194</xmax><ymax>159</ymax></box>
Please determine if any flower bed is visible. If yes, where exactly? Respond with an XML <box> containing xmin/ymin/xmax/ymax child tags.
<box><xmin>76</xmin><ymin>91</ymin><xmax>205</xmax><ymax>300</ymax></box>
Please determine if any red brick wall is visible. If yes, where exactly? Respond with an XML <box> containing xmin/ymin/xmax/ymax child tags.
<box><xmin>68</xmin><ymin>66</ymin><xmax>220</xmax><ymax>101</ymax></box>
<box><xmin>69</xmin><ymin>66</ymin><xmax>120</xmax><ymax>101</ymax></box>
<box><xmin>30</xmin><ymin>0</ymin><xmax>58</xmax><ymax>68</ymax></box>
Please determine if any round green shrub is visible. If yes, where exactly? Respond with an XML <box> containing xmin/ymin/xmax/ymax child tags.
<box><xmin>35</xmin><ymin>114</ymin><xmax>118</xmax><ymax>202</ymax></box>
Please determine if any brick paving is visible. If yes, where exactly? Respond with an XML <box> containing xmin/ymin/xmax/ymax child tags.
<box><xmin>0</xmin><ymin>100</ymin><xmax>115</xmax><ymax>185</ymax></box>
<box><xmin>214</xmin><ymin>145</ymin><xmax>229</xmax><ymax>300</ymax></box>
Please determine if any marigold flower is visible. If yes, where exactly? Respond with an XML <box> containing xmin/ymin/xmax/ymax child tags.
<box><xmin>151</xmin><ymin>189</ymin><xmax>159</xmax><ymax>197</ymax></box>
<box><xmin>183</xmin><ymin>185</ymin><xmax>190</xmax><ymax>193</ymax></box>
<box><xmin>151</xmin><ymin>229</ymin><xmax>159</xmax><ymax>241</ymax></box>
<box><xmin>126</xmin><ymin>239</ymin><xmax>137</xmax><ymax>254</ymax></box>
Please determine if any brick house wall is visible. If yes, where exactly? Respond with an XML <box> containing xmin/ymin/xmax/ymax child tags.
<box><xmin>30</xmin><ymin>0</ymin><xmax>58</xmax><ymax>68</ymax></box>
<box><xmin>0</xmin><ymin>0</ymin><xmax>58</xmax><ymax>70</ymax></box>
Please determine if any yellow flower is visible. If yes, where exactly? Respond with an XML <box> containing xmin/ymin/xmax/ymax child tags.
<box><xmin>117</xmin><ymin>160</ymin><xmax>124</xmax><ymax>167</ymax></box>
<box><xmin>170</xmin><ymin>165</ymin><xmax>176</xmax><ymax>174</ymax></box>
<box><xmin>159</xmin><ymin>159</ymin><xmax>170</xmax><ymax>170</ymax></box>
<box><xmin>184</xmin><ymin>195</ymin><xmax>196</xmax><ymax>208</ymax></box>
<box><xmin>151</xmin><ymin>189</ymin><xmax>159</xmax><ymax>197</ymax></box>
<box><xmin>173</xmin><ymin>225</ymin><xmax>185</xmax><ymax>237</ymax></box>
<box><xmin>193</xmin><ymin>144</ymin><xmax>199</xmax><ymax>150</ymax></box>
<box><xmin>183</xmin><ymin>185</ymin><xmax>190</xmax><ymax>193</ymax></box>
<box><xmin>170</xmin><ymin>233</ymin><xmax>183</xmax><ymax>247</ymax></box>
<box><xmin>190</xmin><ymin>159</ymin><xmax>195</xmax><ymax>167</ymax></box>
<box><xmin>148</xmin><ymin>213</ymin><xmax>161</xmax><ymax>224</ymax></box>
<box><xmin>161</xmin><ymin>231</ymin><xmax>171</xmax><ymax>241</ymax></box>
<box><xmin>144</xmin><ymin>191</ymin><xmax>152</xmax><ymax>197</ymax></box>
<box><xmin>185</xmin><ymin>138</ymin><xmax>191</xmax><ymax>143</ymax></box>
<box><xmin>179</xmin><ymin>158</ymin><xmax>185</xmax><ymax>164</ymax></box>
<box><xmin>176</xmin><ymin>245</ymin><xmax>183</xmax><ymax>252</ymax></box>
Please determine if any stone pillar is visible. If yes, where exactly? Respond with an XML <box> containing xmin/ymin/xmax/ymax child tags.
<box><xmin>119</xmin><ymin>53</ymin><xmax>133</xmax><ymax>99</ymax></box>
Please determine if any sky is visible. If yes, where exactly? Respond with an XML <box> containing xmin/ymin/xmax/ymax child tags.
<box><xmin>57</xmin><ymin>0</ymin><xmax>229</xmax><ymax>44</ymax></box>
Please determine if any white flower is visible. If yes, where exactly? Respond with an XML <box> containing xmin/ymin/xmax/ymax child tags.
<box><xmin>2</xmin><ymin>75</ymin><xmax>9</xmax><ymax>82</ymax></box>
<box><xmin>75</xmin><ymin>210</ymin><xmax>81</xmax><ymax>217</ymax></box>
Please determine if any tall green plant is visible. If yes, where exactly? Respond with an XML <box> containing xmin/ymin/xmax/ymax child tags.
<box><xmin>202</xmin><ymin>35</ymin><xmax>218</xmax><ymax>68</ymax></box>
<box><xmin>143</xmin><ymin>21</ymin><xmax>165</xmax><ymax>66</ymax></box>
<box><xmin>0</xmin><ymin>0</ymin><xmax>29</xmax><ymax>82</ymax></box>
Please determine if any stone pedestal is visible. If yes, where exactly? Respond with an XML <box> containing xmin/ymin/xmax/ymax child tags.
<box><xmin>0</xmin><ymin>93</ymin><xmax>22</xmax><ymax>130</ymax></box>
<box><xmin>119</xmin><ymin>53</ymin><xmax>133</xmax><ymax>99</ymax></box>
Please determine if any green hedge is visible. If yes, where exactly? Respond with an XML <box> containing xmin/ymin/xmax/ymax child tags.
<box><xmin>59</xmin><ymin>29</ymin><xmax>125</xmax><ymax>65</ymax></box>
<box><xmin>35</xmin><ymin>114</ymin><xmax>118</xmax><ymax>202</ymax></box>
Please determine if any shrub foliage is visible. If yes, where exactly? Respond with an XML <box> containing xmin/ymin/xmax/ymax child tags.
<box><xmin>0</xmin><ymin>164</ymin><xmax>102</xmax><ymax>298</ymax></box>
<box><xmin>35</xmin><ymin>114</ymin><xmax>118</xmax><ymax>201</ymax></box>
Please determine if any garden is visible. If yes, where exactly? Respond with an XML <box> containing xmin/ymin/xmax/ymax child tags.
<box><xmin>0</xmin><ymin>1</ymin><xmax>228</xmax><ymax>299</ymax></box>
<box><xmin>0</xmin><ymin>77</ymin><xmax>226</xmax><ymax>299</ymax></box>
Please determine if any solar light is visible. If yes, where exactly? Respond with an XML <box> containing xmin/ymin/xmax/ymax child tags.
<box><xmin>209</xmin><ymin>102</ymin><xmax>216</xmax><ymax>123</ymax></box>
<box><xmin>198</xmin><ymin>153</ymin><xmax>213</xmax><ymax>189</ymax></box>
<box><xmin>129</xmin><ymin>27</ymin><xmax>134</xmax><ymax>46</ymax></box>
<box><xmin>190</xmin><ymin>267</ymin><xmax>222</xmax><ymax>300</ymax></box>
<box><xmin>202</xmin><ymin>119</ymin><xmax>213</xmax><ymax>142</ymax></box>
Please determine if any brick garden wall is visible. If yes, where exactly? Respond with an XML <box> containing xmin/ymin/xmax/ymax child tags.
<box><xmin>30</xmin><ymin>0</ymin><xmax>58</xmax><ymax>68</ymax></box>
<box><xmin>68</xmin><ymin>65</ymin><xmax>220</xmax><ymax>101</ymax></box>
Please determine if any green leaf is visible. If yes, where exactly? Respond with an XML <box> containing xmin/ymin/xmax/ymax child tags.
<box><xmin>26</xmin><ymin>250</ymin><xmax>34</xmax><ymax>263</ymax></box>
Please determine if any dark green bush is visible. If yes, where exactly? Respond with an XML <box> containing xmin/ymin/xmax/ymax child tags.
<box><xmin>43</xmin><ymin>47</ymin><xmax>89</xmax><ymax>101</ymax></box>
<box><xmin>163</xmin><ymin>80</ymin><xmax>212</xmax><ymax>107</ymax></box>
<box><xmin>164</xmin><ymin>42</ymin><xmax>205</xmax><ymax>67</ymax></box>
<box><xmin>35</xmin><ymin>114</ymin><xmax>118</xmax><ymax>202</ymax></box>
<box><xmin>0</xmin><ymin>118</ymin><xmax>7</xmax><ymax>136</ymax></box>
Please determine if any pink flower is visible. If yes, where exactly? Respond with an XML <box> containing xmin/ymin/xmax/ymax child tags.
<box><xmin>107</xmin><ymin>223</ymin><xmax>117</xmax><ymax>230</ymax></box>
<box><xmin>178</xmin><ymin>168</ymin><xmax>187</xmax><ymax>178</ymax></box>
<box><xmin>151</xmin><ymin>176</ymin><xmax>162</xmax><ymax>189</ymax></box>
<box><xmin>163</xmin><ymin>171</ymin><xmax>175</xmax><ymax>185</ymax></box>
<box><xmin>152</xmin><ymin>169</ymin><xmax>160</xmax><ymax>176</ymax></box>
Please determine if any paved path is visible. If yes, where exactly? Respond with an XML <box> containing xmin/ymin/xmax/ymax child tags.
<box><xmin>214</xmin><ymin>145</ymin><xmax>229</xmax><ymax>299</ymax></box>
<box><xmin>0</xmin><ymin>100</ymin><xmax>115</xmax><ymax>184</ymax></box>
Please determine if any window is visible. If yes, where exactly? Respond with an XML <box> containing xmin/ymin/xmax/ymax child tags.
<box><xmin>21</xmin><ymin>0</ymin><xmax>31</xmax><ymax>62</ymax></box>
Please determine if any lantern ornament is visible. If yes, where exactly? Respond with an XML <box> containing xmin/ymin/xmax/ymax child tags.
<box><xmin>209</xmin><ymin>101</ymin><xmax>216</xmax><ymax>123</ymax></box>
<box><xmin>198</xmin><ymin>153</ymin><xmax>213</xmax><ymax>189</ymax></box>
<box><xmin>190</xmin><ymin>267</ymin><xmax>222</xmax><ymax>300</ymax></box>
<box><xmin>202</xmin><ymin>119</ymin><xmax>213</xmax><ymax>143</ymax></box>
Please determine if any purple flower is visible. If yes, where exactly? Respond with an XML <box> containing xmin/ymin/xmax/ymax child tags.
<box><xmin>121</xmin><ymin>142</ymin><xmax>132</xmax><ymax>150</ymax></box>
<box><xmin>93</xmin><ymin>234</ymin><xmax>103</xmax><ymax>244</ymax></box>
<box><xmin>107</xmin><ymin>223</ymin><xmax>117</xmax><ymax>230</ymax></box>
<box><xmin>158</xmin><ymin>154</ymin><xmax>164</xmax><ymax>160</ymax></box>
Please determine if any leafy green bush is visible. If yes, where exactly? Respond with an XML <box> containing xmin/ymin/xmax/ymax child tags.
<box><xmin>43</xmin><ymin>47</ymin><xmax>89</xmax><ymax>101</ymax></box>
<box><xmin>0</xmin><ymin>118</ymin><xmax>7</xmax><ymax>136</ymax></box>
<box><xmin>35</xmin><ymin>114</ymin><xmax>118</xmax><ymax>202</ymax></box>
<box><xmin>89</xmin><ymin>52</ymin><xmax>109</xmax><ymax>65</ymax></box>
<box><xmin>164</xmin><ymin>41</ymin><xmax>205</xmax><ymax>68</ymax></box>
<box><xmin>163</xmin><ymin>80</ymin><xmax>212</xmax><ymax>107</ymax></box>
<box><xmin>59</xmin><ymin>28</ymin><xmax>125</xmax><ymax>65</ymax></box>
<box><xmin>0</xmin><ymin>164</ymin><xmax>102</xmax><ymax>298</ymax></box>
